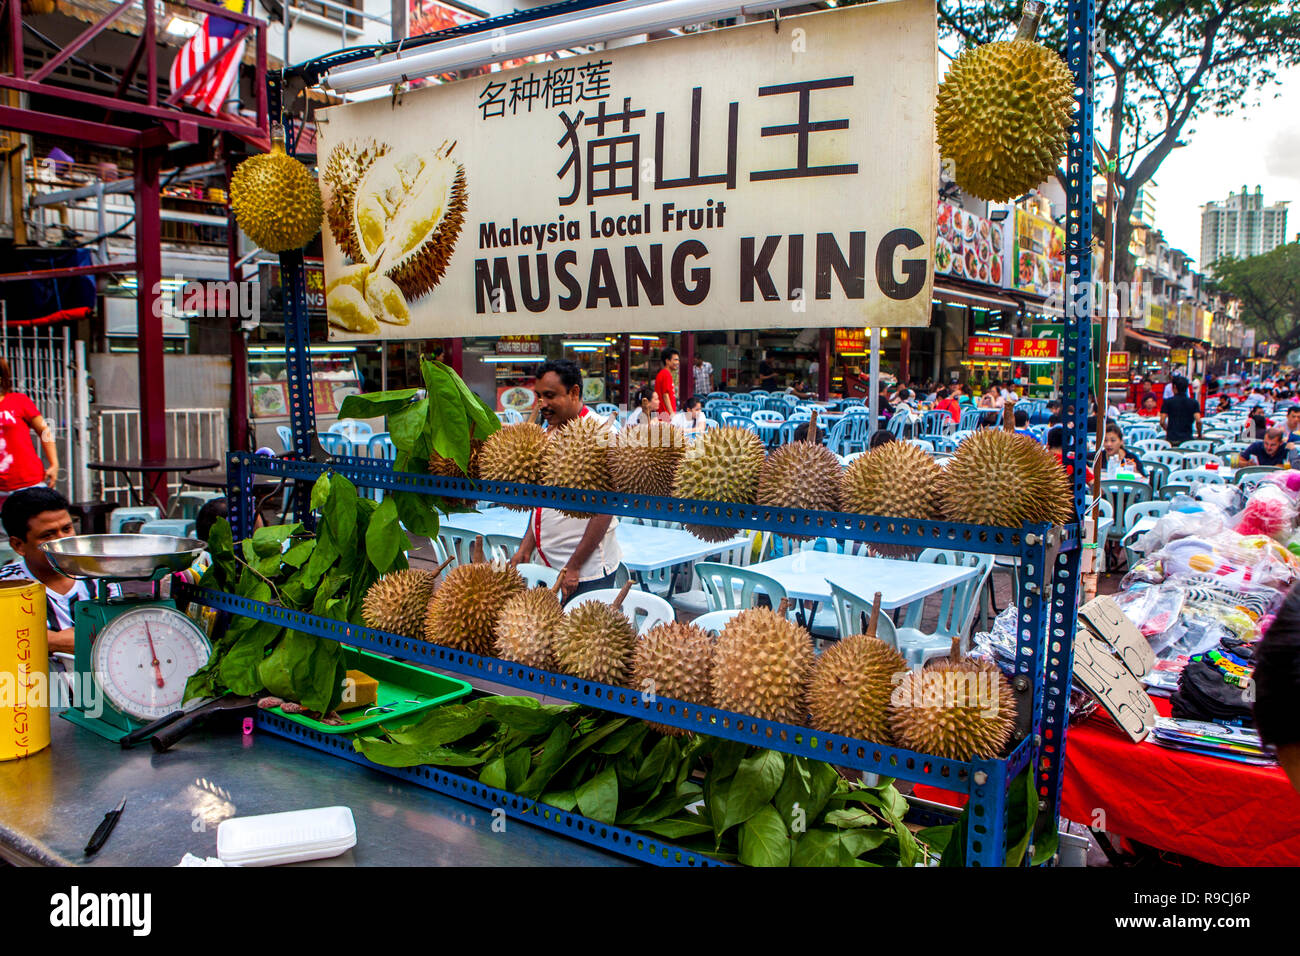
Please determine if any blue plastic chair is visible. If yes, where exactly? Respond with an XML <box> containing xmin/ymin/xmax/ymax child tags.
<box><xmin>497</xmin><ymin>408</ymin><xmax>524</xmax><ymax>425</ymax></box>
<box><xmin>1123</xmin><ymin>426</ymin><xmax>1157</xmax><ymax>444</ymax></box>
<box><xmin>707</xmin><ymin>392</ymin><xmax>731</xmax><ymax>402</ymax></box>
<box><xmin>748</xmin><ymin>389</ymin><xmax>771</xmax><ymax>398</ymax></box>
<box><xmin>751</xmin><ymin>409</ymin><xmax>784</xmax><ymax>424</ymax></box>
<box><xmin>1178</xmin><ymin>452</ymin><xmax>1219</xmax><ymax>470</ymax></box>
<box><xmin>960</xmin><ymin>407</ymin><xmax>998</xmax><ymax>431</ymax></box>
<box><xmin>1168</xmin><ymin>467</ymin><xmax>1227</xmax><ymax>486</ymax></box>
<box><xmin>276</xmin><ymin>425</ymin><xmax>294</xmax><ymax>453</ymax></box>
<box><xmin>772</xmin><ymin>421</ymin><xmax>801</xmax><ymax>446</ymax></box>
<box><xmin>367</xmin><ymin>432</ymin><xmax>397</xmax><ymax>461</ymax></box>
<box><xmin>563</xmin><ymin>588</ymin><xmax>674</xmax><ymax>636</ymax></box>
<box><xmin>1099</xmin><ymin>480</ymin><xmax>1153</xmax><ymax>545</ymax></box>
<box><xmin>484</xmin><ymin>533</ymin><xmax>523</xmax><ymax>563</ymax></box>
<box><xmin>907</xmin><ymin>438</ymin><xmax>935</xmax><ymax>453</ymax></box>
<box><xmin>330</xmin><ymin>420</ymin><xmax>373</xmax><ymax>440</ymax></box>
<box><xmin>176</xmin><ymin>490</ymin><xmax>223</xmax><ymax>520</ymax></box>
<box><xmin>1143</xmin><ymin>461</ymin><xmax>1170</xmax><ymax>497</ymax></box>
<box><xmin>825</xmin><ymin>581</ymin><xmax>899</xmax><ymax>644</ymax></box>
<box><xmin>317</xmin><ymin>432</ymin><xmax>353</xmax><ymax>457</ymax></box>
<box><xmin>694</xmin><ymin>562</ymin><xmax>789</xmax><ymax>613</ymax></box>
<box><xmin>919</xmin><ymin>410</ymin><xmax>953</xmax><ymax>439</ymax></box>
<box><xmin>727</xmin><ymin>415</ymin><xmax>760</xmax><ymax>436</ymax></box>
<box><xmin>1179</xmin><ymin>439</ymin><xmax>1216</xmax><ymax>453</ymax></box>
<box><xmin>109</xmin><ymin>506</ymin><xmax>161</xmax><ymax>535</ymax></box>
<box><xmin>436</xmin><ymin>527</ymin><xmax>481</xmax><ymax>566</ymax></box>
<box><xmin>139</xmin><ymin>518</ymin><xmax>197</xmax><ymax>538</ymax></box>
<box><xmin>595</xmin><ymin>403</ymin><xmax>619</xmax><ymax>419</ymax></box>
<box><xmin>887</xmin><ymin>411</ymin><xmax>911</xmax><ymax>439</ymax></box>
<box><xmin>692</xmin><ymin>609</ymin><xmax>745</xmax><ymax>635</ymax></box>
<box><xmin>931</xmin><ymin>435</ymin><xmax>958</xmax><ymax>453</ymax></box>
<box><xmin>1133</xmin><ymin>438</ymin><xmax>1171</xmax><ymax>453</ymax></box>
<box><xmin>1122</xmin><ymin>500</ymin><xmax>1171</xmax><ymax>568</ymax></box>
<box><xmin>894</xmin><ymin>549</ymin><xmax>994</xmax><ymax>668</ymax></box>
<box><xmin>516</xmin><ymin>563</ymin><xmax>559</xmax><ymax>589</ymax></box>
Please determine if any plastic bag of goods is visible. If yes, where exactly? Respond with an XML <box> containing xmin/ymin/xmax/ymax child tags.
<box><xmin>1263</xmin><ymin>469</ymin><xmax>1300</xmax><ymax>500</ymax></box>
<box><xmin>1141</xmin><ymin>500</ymin><xmax>1230</xmax><ymax>555</ymax></box>
<box><xmin>1231</xmin><ymin>483</ymin><xmax>1299</xmax><ymax>541</ymax></box>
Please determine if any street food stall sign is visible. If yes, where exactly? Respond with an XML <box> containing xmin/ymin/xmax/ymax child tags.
<box><xmin>968</xmin><ymin>336</ymin><xmax>1013</xmax><ymax>359</ymax></box>
<box><xmin>1011</xmin><ymin>337</ymin><xmax>1060</xmax><ymax>361</ymax></box>
<box><xmin>319</xmin><ymin>0</ymin><xmax>937</xmax><ymax>339</ymax></box>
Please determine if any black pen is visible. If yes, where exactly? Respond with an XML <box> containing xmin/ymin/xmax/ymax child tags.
<box><xmin>85</xmin><ymin>796</ymin><xmax>127</xmax><ymax>856</ymax></box>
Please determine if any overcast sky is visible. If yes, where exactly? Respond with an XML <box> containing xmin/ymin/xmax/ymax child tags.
<box><xmin>1153</xmin><ymin>64</ymin><xmax>1300</xmax><ymax>266</ymax></box>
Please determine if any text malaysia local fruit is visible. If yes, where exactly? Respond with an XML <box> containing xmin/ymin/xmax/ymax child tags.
<box><xmin>808</xmin><ymin>592</ymin><xmax>906</xmax><ymax>744</ymax></box>
<box><xmin>631</xmin><ymin>621</ymin><xmax>713</xmax><ymax>736</ymax></box>
<box><xmin>756</xmin><ymin>413</ymin><xmax>842</xmax><ymax>528</ymax></box>
<box><xmin>712</xmin><ymin>600</ymin><xmax>814</xmax><ymax>724</ymax></box>
<box><xmin>936</xmin><ymin>35</ymin><xmax>1074</xmax><ymax>203</ymax></box>
<box><xmin>543</xmin><ymin>414</ymin><xmax>614</xmax><ymax>518</ymax></box>
<box><xmin>322</xmin><ymin>139</ymin><xmax>390</xmax><ymax>262</ymax></box>
<box><xmin>361</xmin><ymin>559</ymin><xmax>451</xmax><ymax>640</ymax></box>
<box><xmin>494</xmin><ymin>581</ymin><xmax>564</xmax><ymax>670</ymax></box>
<box><xmin>230</xmin><ymin>126</ymin><xmax>324</xmax><ymax>254</ymax></box>
<box><xmin>478</xmin><ymin>422</ymin><xmax>549</xmax><ymax>512</ymax></box>
<box><xmin>423</xmin><ymin>537</ymin><xmax>524</xmax><ymax>655</ymax></box>
<box><xmin>609</xmin><ymin>421</ymin><xmax>685</xmax><ymax>498</ymax></box>
<box><xmin>841</xmin><ymin>441</ymin><xmax>943</xmax><ymax>556</ymax></box>
<box><xmin>672</xmin><ymin>426</ymin><xmax>766</xmax><ymax>542</ymax></box>
<box><xmin>351</xmin><ymin>141</ymin><xmax>467</xmax><ymax>301</ymax></box>
<box><xmin>939</xmin><ymin>405</ymin><xmax>1072</xmax><ymax>527</ymax></box>
<box><xmin>551</xmin><ymin>581</ymin><xmax>638</xmax><ymax>685</ymax></box>
<box><xmin>889</xmin><ymin>636</ymin><xmax>1017</xmax><ymax>761</ymax></box>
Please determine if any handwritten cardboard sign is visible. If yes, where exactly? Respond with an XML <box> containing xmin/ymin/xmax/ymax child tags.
<box><xmin>1072</xmin><ymin>624</ymin><xmax>1156</xmax><ymax>743</ymax></box>
<box><xmin>1079</xmin><ymin>595</ymin><xmax>1154</xmax><ymax>679</ymax></box>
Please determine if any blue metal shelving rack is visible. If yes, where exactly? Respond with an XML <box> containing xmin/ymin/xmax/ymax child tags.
<box><xmin>192</xmin><ymin>0</ymin><xmax>1095</xmax><ymax>867</ymax></box>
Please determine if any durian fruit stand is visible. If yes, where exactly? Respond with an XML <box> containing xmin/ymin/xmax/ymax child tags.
<box><xmin>174</xmin><ymin>0</ymin><xmax>1100</xmax><ymax>868</ymax></box>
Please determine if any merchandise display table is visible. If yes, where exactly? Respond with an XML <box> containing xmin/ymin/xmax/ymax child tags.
<box><xmin>0</xmin><ymin>710</ymin><xmax>627</xmax><ymax>867</ymax></box>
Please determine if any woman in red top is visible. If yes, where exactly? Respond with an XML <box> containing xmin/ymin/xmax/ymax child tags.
<box><xmin>0</xmin><ymin>358</ymin><xmax>58</xmax><ymax>499</ymax></box>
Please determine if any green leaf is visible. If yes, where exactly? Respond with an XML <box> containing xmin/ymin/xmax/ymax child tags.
<box><xmin>504</xmin><ymin>746</ymin><xmax>531</xmax><ymax>791</ymax></box>
<box><xmin>393</xmin><ymin>491</ymin><xmax>440</xmax><ymax>537</ymax></box>
<box><xmin>337</xmin><ymin>387</ymin><xmax>422</xmax><ymax>423</ymax></box>
<box><xmin>424</xmin><ymin>360</ymin><xmax>472</xmax><ymax>473</ymax></box>
<box><xmin>575</xmin><ymin>767</ymin><xmax>619</xmax><ymax>824</ymax></box>
<box><xmin>738</xmin><ymin>805</ymin><xmax>790</xmax><ymax>867</ymax></box>
<box><xmin>353</xmin><ymin>738</ymin><xmax>487</xmax><ymax>768</ymax></box>
<box><xmin>634</xmin><ymin>735</ymin><xmax>677</xmax><ymax>788</ymax></box>
<box><xmin>719</xmin><ymin>749</ymin><xmax>785</xmax><ymax>834</ymax></box>
<box><xmin>217</xmin><ymin>622</ymin><xmax>281</xmax><ymax>695</ymax></box>
<box><xmin>388</xmin><ymin>703</ymin><xmax>490</xmax><ymax>748</ymax></box>
<box><xmin>707</xmin><ymin>739</ymin><xmax>749</xmax><ymax>782</ymax></box>
<box><xmin>622</xmin><ymin>782</ymin><xmax>702</xmax><ymax>826</ymax></box>
<box><xmin>364</xmin><ymin>496</ymin><xmax>404</xmax><ymax>574</ymax></box>
<box><xmin>479</xmin><ymin>756</ymin><xmax>508</xmax><ymax>790</ymax></box>
<box><xmin>516</xmin><ymin>722</ymin><xmax>575</xmax><ymax>799</ymax></box>
<box><xmin>916</xmin><ymin>825</ymin><xmax>954</xmax><ymax>858</ymax></box>
<box><xmin>432</xmin><ymin>358</ymin><xmax>501</xmax><ymax>441</ymax></box>
<box><xmin>635</xmin><ymin>816</ymin><xmax>713</xmax><ymax>840</ymax></box>
<box><xmin>1032</xmin><ymin>821</ymin><xmax>1061</xmax><ymax>866</ymax></box>
<box><xmin>281</xmin><ymin>538</ymin><xmax>316</xmax><ymax>569</ymax></box>
<box><xmin>555</xmin><ymin>717</ymin><xmax>632</xmax><ymax>772</ymax></box>
<box><xmin>323</xmin><ymin>475</ymin><xmax>360</xmax><ymax>557</ymax></box>
<box><xmin>838</xmin><ymin>828</ymin><xmax>891</xmax><ymax>857</ymax></box>
<box><xmin>542</xmin><ymin>790</ymin><xmax>578</xmax><ymax>812</ymax></box>
<box><xmin>791</xmin><ymin>829</ymin><xmax>850</xmax><ymax>867</ymax></box>
<box><xmin>388</xmin><ymin>397</ymin><xmax>430</xmax><ymax>454</ymax></box>
<box><xmin>1004</xmin><ymin>768</ymin><xmax>1038</xmax><ymax>867</ymax></box>
<box><xmin>593</xmin><ymin>720</ymin><xmax>649</xmax><ymax>756</ymax></box>
<box><xmin>823</xmin><ymin>807</ymin><xmax>881</xmax><ymax>830</ymax></box>
<box><xmin>255</xmin><ymin>631</ymin><xmax>344</xmax><ymax>713</ymax></box>
<box><xmin>251</xmin><ymin>523</ymin><xmax>300</xmax><ymax>557</ymax></box>
<box><xmin>481</xmin><ymin>697</ymin><xmax>572</xmax><ymax>736</ymax></box>
<box><xmin>310</xmin><ymin>473</ymin><xmax>332</xmax><ymax>512</ymax></box>
<box><xmin>774</xmin><ymin>755</ymin><xmax>838</xmax><ymax>829</ymax></box>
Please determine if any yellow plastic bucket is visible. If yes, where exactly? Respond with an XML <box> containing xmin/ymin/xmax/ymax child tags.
<box><xmin>0</xmin><ymin>579</ymin><xmax>50</xmax><ymax>760</ymax></box>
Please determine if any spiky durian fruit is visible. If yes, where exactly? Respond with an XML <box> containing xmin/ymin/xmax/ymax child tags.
<box><xmin>711</xmin><ymin>603</ymin><xmax>814</xmax><ymax>724</ymax></box>
<box><xmin>429</xmin><ymin>439</ymin><xmax>484</xmax><ymax>509</ymax></box>
<box><xmin>608</xmin><ymin>421</ymin><xmax>685</xmax><ymax>498</ymax></box>
<box><xmin>756</xmin><ymin>440</ymin><xmax>842</xmax><ymax>525</ymax></box>
<box><xmin>936</xmin><ymin>39</ymin><xmax>1075</xmax><ymax>202</ymax></box>
<box><xmin>479</xmin><ymin>423</ymin><xmax>549</xmax><ymax>511</ymax></box>
<box><xmin>672</xmin><ymin>426</ymin><xmax>766</xmax><ymax>542</ymax></box>
<box><xmin>551</xmin><ymin>582</ymin><xmax>638</xmax><ymax>685</ymax></box>
<box><xmin>423</xmin><ymin>557</ymin><xmax>524</xmax><ymax>655</ymax></box>
<box><xmin>808</xmin><ymin>606</ymin><xmax>907</xmax><ymax>744</ymax></box>
<box><xmin>841</xmin><ymin>441</ymin><xmax>943</xmax><ymax>556</ymax></box>
<box><xmin>632</xmin><ymin>622</ymin><xmax>713</xmax><ymax>736</ymax></box>
<box><xmin>362</xmin><ymin>568</ymin><xmax>439</xmax><ymax>639</ymax></box>
<box><xmin>494</xmin><ymin>584</ymin><xmax>564</xmax><ymax>669</ymax></box>
<box><xmin>351</xmin><ymin>143</ymin><xmax>467</xmax><ymax>301</ymax></box>
<box><xmin>939</xmin><ymin>428</ymin><xmax>1072</xmax><ymax>527</ymax></box>
<box><xmin>889</xmin><ymin>638</ymin><xmax>1017</xmax><ymax>760</ymax></box>
<box><xmin>321</xmin><ymin>139</ymin><xmax>390</xmax><ymax>261</ymax></box>
<box><xmin>543</xmin><ymin>415</ymin><xmax>613</xmax><ymax>518</ymax></box>
<box><xmin>231</xmin><ymin>128</ymin><xmax>323</xmax><ymax>253</ymax></box>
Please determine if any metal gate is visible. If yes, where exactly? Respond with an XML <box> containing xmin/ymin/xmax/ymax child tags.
<box><xmin>93</xmin><ymin>407</ymin><xmax>228</xmax><ymax>504</ymax></box>
<box><xmin>0</xmin><ymin>313</ymin><xmax>90</xmax><ymax>502</ymax></box>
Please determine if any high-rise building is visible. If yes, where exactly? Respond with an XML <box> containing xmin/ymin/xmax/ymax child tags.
<box><xmin>1132</xmin><ymin>181</ymin><xmax>1157</xmax><ymax>228</ymax></box>
<box><xmin>1200</xmin><ymin>185</ymin><xmax>1290</xmax><ymax>271</ymax></box>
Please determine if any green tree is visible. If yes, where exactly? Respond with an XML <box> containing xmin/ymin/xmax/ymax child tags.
<box><xmin>937</xmin><ymin>1</ymin><xmax>1300</xmax><ymax>282</ymax></box>
<box><xmin>1212</xmin><ymin>243</ymin><xmax>1300</xmax><ymax>357</ymax></box>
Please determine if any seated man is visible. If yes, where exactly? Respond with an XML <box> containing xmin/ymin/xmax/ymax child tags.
<box><xmin>1253</xmin><ymin>583</ymin><xmax>1300</xmax><ymax>794</ymax></box>
<box><xmin>0</xmin><ymin>487</ymin><xmax>120</xmax><ymax>654</ymax></box>
<box><xmin>1243</xmin><ymin>427</ymin><xmax>1290</xmax><ymax>467</ymax></box>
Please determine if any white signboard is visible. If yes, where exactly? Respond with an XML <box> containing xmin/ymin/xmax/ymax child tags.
<box><xmin>318</xmin><ymin>0</ymin><xmax>937</xmax><ymax>340</ymax></box>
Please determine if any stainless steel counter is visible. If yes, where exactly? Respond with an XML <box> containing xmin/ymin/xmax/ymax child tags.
<box><xmin>0</xmin><ymin>711</ymin><xmax>630</xmax><ymax>867</ymax></box>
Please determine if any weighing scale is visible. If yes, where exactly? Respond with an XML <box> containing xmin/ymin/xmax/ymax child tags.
<box><xmin>41</xmin><ymin>535</ymin><xmax>213</xmax><ymax>743</ymax></box>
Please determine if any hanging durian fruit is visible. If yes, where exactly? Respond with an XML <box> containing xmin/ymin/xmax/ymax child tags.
<box><xmin>608</xmin><ymin>421</ymin><xmax>685</xmax><ymax>498</ymax></box>
<box><xmin>349</xmin><ymin>140</ymin><xmax>467</xmax><ymax>300</ymax></box>
<box><xmin>230</xmin><ymin>125</ymin><xmax>323</xmax><ymax>253</ymax></box>
<box><xmin>841</xmin><ymin>440</ymin><xmax>943</xmax><ymax>556</ymax></box>
<box><xmin>631</xmin><ymin>621</ymin><xmax>714</xmax><ymax>736</ymax></box>
<box><xmin>551</xmin><ymin>581</ymin><xmax>638</xmax><ymax>686</ymax></box>
<box><xmin>935</xmin><ymin>5</ymin><xmax>1075</xmax><ymax>202</ymax></box>
<box><xmin>672</xmin><ymin>426</ymin><xmax>766</xmax><ymax>542</ymax></box>
<box><xmin>429</xmin><ymin>430</ymin><xmax>485</xmax><ymax>510</ymax></box>
<box><xmin>494</xmin><ymin>580</ymin><xmax>564</xmax><ymax>670</ymax></box>
<box><xmin>808</xmin><ymin>592</ymin><xmax>907</xmax><ymax>743</ymax></box>
<box><xmin>712</xmin><ymin>600</ymin><xmax>814</xmax><ymax>724</ymax></box>
<box><xmin>361</xmin><ymin>558</ymin><xmax>451</xmax><ymax>639</ymax></box>
<box><xmin>543</xmin><ymin>414</ymin><xmax>614</xmax><ymax>518</ymax></box>
<box><xmin>423</xmin><ymin>537</ymin><xmax>524</xmax><ymax>655</ymax></box>
<box><xmin>478</xmin><ymin>421</ymin><xmax>549</xmax><ymax>511</ymax></box>
<box><xmin>889</xmin><ymin>637</ymin><xmax>1018</xmax><ymax>760</ymax></box>
<box><xmin>321</xmin><ymin>139</ymin><xmax>390</xmax><ymax>261</ymax></box>
<box><xmin>939</xmin><ymin>401</ymin><xmax>1072</xmax><ymax>527</ymax></box>
<box><xmin>756</xmin><ymin>411</ymin><xmax>842</xmax><ymax>531</ymax></box>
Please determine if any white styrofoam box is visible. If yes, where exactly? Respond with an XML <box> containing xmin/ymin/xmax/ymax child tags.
<box><xmin>217</xmin><ymin>806</ymin><xmax>356</xmax><ymax>866</ymax></box>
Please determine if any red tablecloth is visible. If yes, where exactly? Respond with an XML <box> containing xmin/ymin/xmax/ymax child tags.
<box><xmin>914</xmin><ymin>697</ymin><xmax>1300</xmax><ymax>866</ymax></box>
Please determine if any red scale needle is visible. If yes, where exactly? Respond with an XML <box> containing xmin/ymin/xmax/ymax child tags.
<box><xmin>145</xmin><ymin>622</ymin><xmax>165</xmax><ymax>688</ymax></box>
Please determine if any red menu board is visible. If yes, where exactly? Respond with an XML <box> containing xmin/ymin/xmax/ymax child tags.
<box><xmin>835</xmin><ymin>328</ymin><xmax>866</xmax><ymax>352</ymax></box>
<box><xmin>1012</xmin><ymin>338</ymin><xmax>1061</xmax><ymax>360</ymax></box>
<box><xmin>968</xmin><ymin>336</ymin><xmax>1013</xmax><ymax>358</ymax></box>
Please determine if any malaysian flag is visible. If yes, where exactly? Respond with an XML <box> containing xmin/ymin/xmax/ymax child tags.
<box><xmin>169</xmin><ymin>0</ymin><xmax>251</xmax><ymax>116</ymax></box>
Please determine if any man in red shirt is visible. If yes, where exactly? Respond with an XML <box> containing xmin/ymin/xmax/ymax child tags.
<box><xmin>654</xmin><ymin>348</ymin><xmax>679</xmax><ymax>418</ymax></box>
<box><xmin>0</xmin><ymin>358</ymin><xmax>58</xmax><ymax>498</ymax></box>
<box><xmin>933</xmin><ymin>385</ymin><xmax>961</xmax><ymax>423</ymax></box>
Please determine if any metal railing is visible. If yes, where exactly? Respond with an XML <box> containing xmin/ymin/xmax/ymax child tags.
<box><xmin>93</xmin><ymin>407</ymin><xmax>228</xmax><ymax>504</ymax></box>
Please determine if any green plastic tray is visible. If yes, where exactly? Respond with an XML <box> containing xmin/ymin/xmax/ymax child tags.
<box><xmin>270</xmin><ymin>647</ymin><xmax>472</xmax><ymax>735</ymax></box>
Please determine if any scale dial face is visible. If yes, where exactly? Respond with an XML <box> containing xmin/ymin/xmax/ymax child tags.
<box><xmin>92</xmin><ymin>606</ymin><xmax>212</xmax><ymax>721</ymax></box>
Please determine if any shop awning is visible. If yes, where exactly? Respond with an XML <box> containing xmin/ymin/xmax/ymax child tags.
<box><xmin>1124</xmin><ymin>329</ymin><xmax>1170</xmax><ymax>352</ymax></box>
<box><xmin>932</xmin><ymin>282</ymin><xmax>1021</xmax><ymax>311</ymax></box>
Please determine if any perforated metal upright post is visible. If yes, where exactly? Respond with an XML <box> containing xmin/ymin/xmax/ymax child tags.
<box><xmin>1037</xmin><ymin>0</ymin><xmax>1095</xmax><ymax>841</ymax></box>
<box><xmin>280</xmin><ymin>250</ymin><xmax>316</xmax><ymax>521</ymax></box>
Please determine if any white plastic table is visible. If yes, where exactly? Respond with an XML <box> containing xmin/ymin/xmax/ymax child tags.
<box><xmin>748</xmin><ymin>551</ymin><xmax>980</xmax><ymax>608</ymax></box>
<box><xmin>442</xmin><ymin>509</ymin><xmax>749</xmax><ymax>573</ymax></box>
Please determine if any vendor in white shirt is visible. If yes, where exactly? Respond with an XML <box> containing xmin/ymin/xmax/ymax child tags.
<box><xmin>622</xmin><ymin>384</ymin><xmax>659</xmax><ymax>428</ymax></box>
<box><xmin>670</xmin><ymin>394</ymin><xmax>707</xmax><ymax>439</ymax></box>
<box><xmin>510</xmin><ymin>360</ymin><xmax>623</xmax><ymax>600</ymax></box>
<box><xmin>0</xmin><ymin>487</ymin><xmax>121</xmax><ymax>653</ymax></box>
